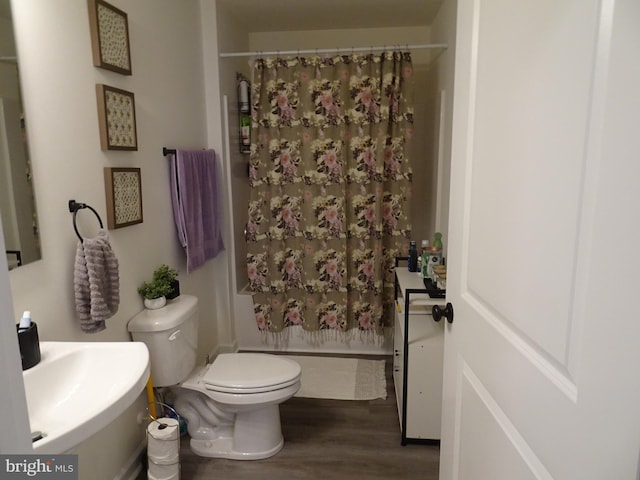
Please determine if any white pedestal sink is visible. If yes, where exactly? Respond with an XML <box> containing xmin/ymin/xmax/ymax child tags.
<box><xmin>23</xmin><ymin>341</ymin><xmax>150</xmax><ymax>454</ymax></box>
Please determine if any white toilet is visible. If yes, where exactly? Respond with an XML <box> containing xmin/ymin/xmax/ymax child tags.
<box><xmin>127</xmin><ymin>295</ymin><xmax>301</xmax><ymax>460</ymax></box>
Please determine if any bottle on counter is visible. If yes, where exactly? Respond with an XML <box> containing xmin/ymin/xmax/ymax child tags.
<box><xmin>433</xmin><ymin>232</ymin><xmax>443</xmax><ymax>250</ymax></box>
<box><xmin>16</xmin><ymin>310</ymin><xmax>40</xmax><ymax>370</ymax></box>
<box><xmin>408</xmin><ymin>241</ymin><xmax>418</xmax><ymax>272</ymax></box>
<box><xmin>18</xmin><ymin>310</ymin><xmax>31</xmax><ymax>332</ymax></box>
<box><xmin>426</xmin><ymin>233</ymin><xmax>444</xmax><ymax>279</ymax></box>
<box><xmin>420</xmin><ymin>240</ymin><xmax>429</xmax><ymax>278</ymax></box>
<box><xmin>418</xmin><ymin>240</ymin><xmax>429</xmax><ymax>276</ymax></box>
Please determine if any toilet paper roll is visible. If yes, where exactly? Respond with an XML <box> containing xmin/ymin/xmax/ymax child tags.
<box><xmin>147</xmin><ymin>418</ymin><xmax>179</xmax><ymax>465</ymax></box>
<box><xmin>148</xmin><ymin>460</ymin><xmax>179</xmax><ymax>480</ymax></box>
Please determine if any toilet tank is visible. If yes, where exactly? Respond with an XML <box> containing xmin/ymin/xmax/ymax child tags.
<box><xmin>127</xmin><ymin>294</ymin><xmax>198</xmax><ymax>387</ymax></box>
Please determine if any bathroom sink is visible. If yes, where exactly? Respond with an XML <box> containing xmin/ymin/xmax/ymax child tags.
<box><xmin>23</xmin><ymin>341</ymin><xmax>150</xmax><ymax>453</ymax></box>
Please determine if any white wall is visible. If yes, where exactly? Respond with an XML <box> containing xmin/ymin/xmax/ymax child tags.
<box><xmin>3</xmin><ymin>0</ymin><xmax>230</xmax><ymax>477</ymax></box>
<box><xmin>9</xmin><ymin>0</ymin><xmax>218</xmax><ymax>345</ymax></box>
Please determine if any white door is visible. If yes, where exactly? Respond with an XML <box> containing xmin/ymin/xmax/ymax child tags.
<box><xmin>440</xmin><ymin>1</ymin><xmax>640</xmax><ymax>479</ymax></box>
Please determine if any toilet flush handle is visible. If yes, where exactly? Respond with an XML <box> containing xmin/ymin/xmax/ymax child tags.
<box><xmin>168</xmin><ymin>330</ymin><xmax>182</xmax><ymax>341</ymax></box>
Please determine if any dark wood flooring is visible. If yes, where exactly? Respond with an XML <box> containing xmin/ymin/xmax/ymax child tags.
<box><xmin>174</xmin><ymin>356</ymin><xmax>440</xmax><ymax>480</ymax></box>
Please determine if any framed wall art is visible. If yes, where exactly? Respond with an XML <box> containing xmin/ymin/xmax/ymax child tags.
<box><xmin>96</xmin><ymin>84</ymin><xmax>137</xmax><ymax>151</ymax></box>
<box><xmin>104</xmin><ymin>167</ymin><xmax>143</xmax><ymax>229</ymax></box>
<box><xmin>87</xmin><ymin>0</ymin><xmax>132</xmax><ymax>75</ymax></box>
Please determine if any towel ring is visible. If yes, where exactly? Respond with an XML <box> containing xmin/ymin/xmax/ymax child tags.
<box><xmin>68</xmin><ymin>199</ymin><xmax>103</xmax><ymax>242</ymax></box>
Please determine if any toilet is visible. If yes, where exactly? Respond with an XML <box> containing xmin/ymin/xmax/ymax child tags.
<box><xmin>127</xmin><ymin>295</ymin><xmax>301</xmax><ymax>460</ymax></box>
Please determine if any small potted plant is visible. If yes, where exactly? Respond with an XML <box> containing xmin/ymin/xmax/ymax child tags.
<box><xmin>138</xmin><ymin>265</ymin><xmax>176</xmax><ymax>310</ymax></box>
<box><xmin>153</xmin><ymin>264</ymin><xmax>180</xmax><ymax>300</ymax></box>
<box><xmin>137</xmin><ymin>280</ymin><xmax>172</xmax><ymax>310</ymax></box>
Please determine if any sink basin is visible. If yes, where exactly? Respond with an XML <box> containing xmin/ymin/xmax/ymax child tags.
<box><xmin>23</xmin><ymin>341</ymin><xmax>150</xmax><ymax>453</ymax></box>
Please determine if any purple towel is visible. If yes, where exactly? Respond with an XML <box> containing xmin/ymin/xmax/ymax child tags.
<box><xmin>170</xmin><ymin>149</ymin><xmax>224</xmax><ymax>273</ymax></box>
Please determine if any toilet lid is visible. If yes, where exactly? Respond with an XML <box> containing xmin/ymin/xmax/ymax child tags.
<box><xmin>203</xmin><ymin>353</ymin><xmax>301</xmax><ymax>394</ymax></box>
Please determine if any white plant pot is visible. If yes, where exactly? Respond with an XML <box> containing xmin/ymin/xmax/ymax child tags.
<box><xmin>144</xmin><ymin>296</ymin><xmax>166</xmax><ymax>310</ymax></box>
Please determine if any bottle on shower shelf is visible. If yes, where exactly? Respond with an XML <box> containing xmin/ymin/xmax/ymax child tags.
<box><xmin>238</xmin><ymin>76</ymin><xmax>251</xmax><ymax>154</ymax></box>
<box><xmin>240</xmin><ymin>115</ymin><xmax>251</xmax><ymax>149</ymax></box>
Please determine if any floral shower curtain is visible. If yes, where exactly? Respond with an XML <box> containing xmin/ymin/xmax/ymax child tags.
<box><xmin>246</xmin><ymin>51</ymin><xmax>414</xmax><ymax>334</ymax></box>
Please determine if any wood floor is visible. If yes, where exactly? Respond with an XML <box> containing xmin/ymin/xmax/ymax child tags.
<box><xmin>173</xmin><ymin>356</ymin><xmax>440</xmax><ymax>480</ymax></box>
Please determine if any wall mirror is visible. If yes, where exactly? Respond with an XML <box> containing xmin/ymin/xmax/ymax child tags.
<box><xmin>0</xmin><ymin>0</ymin><xmax>41</xmax><ymax>270</ymax></box>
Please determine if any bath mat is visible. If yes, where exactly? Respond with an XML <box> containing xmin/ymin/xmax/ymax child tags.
<box><xmin>286</xmin><ymin>356</ymin><xmax>387</xmax><ymax>401</ymax></box>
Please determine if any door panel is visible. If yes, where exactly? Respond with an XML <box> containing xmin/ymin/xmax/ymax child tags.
<box><xmin>458</xmin><ymin>365</ymin><xmax>547</xmax><ymax>480</ymax></box>
<box><xmin>468</xmin><ymin>0</ymin><xmax>600</xmax><ymax>370</ymax></box>
<box><xmin>441</xmin><ymin>0</ymin><xmax>640</xmax><ymax>478</ymax></box>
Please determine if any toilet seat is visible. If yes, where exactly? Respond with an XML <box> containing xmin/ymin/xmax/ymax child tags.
<box><xmin>203</xmin><ymin>353</ymin><xmax>301</xmax><ymax>394</ymax></box>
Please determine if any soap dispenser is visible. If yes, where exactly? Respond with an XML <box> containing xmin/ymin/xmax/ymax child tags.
<box><xmin>16</xmin><ymin>310</ymin><xmax>41</xmax><ymax>370</ymax></box>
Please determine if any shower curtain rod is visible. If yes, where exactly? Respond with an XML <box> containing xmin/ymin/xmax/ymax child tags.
<box><xmin>219</xmin><ymin>43</ymin><xmax>448</xmax><ymax>58</ymax></box>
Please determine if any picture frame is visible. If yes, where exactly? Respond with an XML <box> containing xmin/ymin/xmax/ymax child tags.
<box><xmin>96</xmin><ymin>84</ymin><xmax>138</xmax><ymax>151</ymax></box>
<box><xmin>104</xmin><ymin>167</ymin><xmax>143</xmax><ymax>229</ymax></box>
<box><xmin>87</xmin><ymin>0</ymin><xmax>132</xmax><ymax>75</ymax></box>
